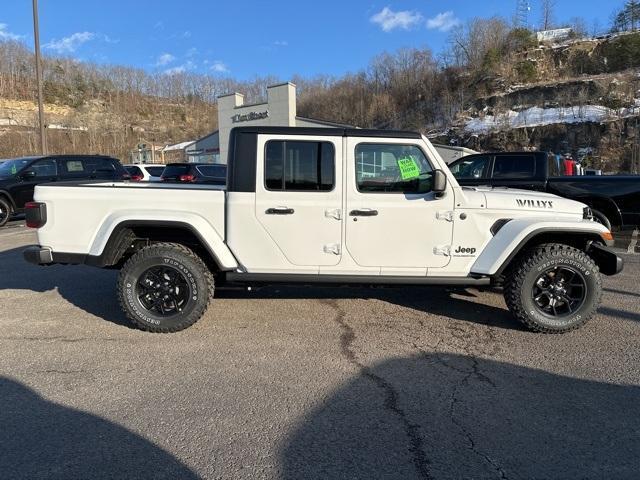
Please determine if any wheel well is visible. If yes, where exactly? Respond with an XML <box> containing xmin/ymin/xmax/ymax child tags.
<box><xmin>0</xmin><ymin>192</ymin><xmax>14</xmax><ymax>210</ymax></box>
<box><xmin>581</xmin><ymin>197</ymin><xmax>621</xmax><ymax>228</ymax></box>
<box><xmin>495</xmin><ymin>231</ymin><xmax>603</xmax><ymax>277</ymax></box>
<box><xmin>99</xmin><ymin>223</ymin><xmax>220</xmax><ymax>272</ymax></box>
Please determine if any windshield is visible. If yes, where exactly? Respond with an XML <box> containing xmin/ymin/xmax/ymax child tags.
<box><xmin>0</xmin><ymin>159</ymin><xmax>31</xmax><ymax>176</ymax></box>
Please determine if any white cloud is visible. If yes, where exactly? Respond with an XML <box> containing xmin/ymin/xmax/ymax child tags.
<box><xmin>370</xmin><ymin>7</ymin><xmax>423</xmax><ymax>32</ymax></box>
<box><xmin>163</xmin><ymin>65</ymin><xmax>185</xmax><ymax>75</ymax></box>
<box><xmin>156</xmin><ymin>53</ymin><xmax>175</xmax><ymax>66</ymax></box>
<box><xmin>163</xmin><ymin>60</ymin><xmax>196</xmax><ymax>75</ymax></box>
<box><xmin>274</xmin><ymin>40</ymin><xmax>288</xmax><ymax>47</ymax></box>
<box><xmin>186</xmin><ymin>47</ymin><xmax>198</xmax><ymax>57</ymax></box>
<box><xmin>426</xmin><ymin>11</ymin><xmax>461</xmax><ymax>32</ymax></box>
<box><xmin>210</xmin><ymin>61</ymin><xmax>229</xmax><ymax>73</ymax></box>
<box><xmin>44</xmin><ymin>32</ymin><xmax>95</xmax><ymax>53</ymax></box>
<box><xmin>0</xmin><ymin>23</ymin><xmax>23</xmax><ymax>41</ymax></box>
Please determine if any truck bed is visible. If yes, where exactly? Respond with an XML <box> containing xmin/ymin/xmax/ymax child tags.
<box><xmin>34</xmin><ymin>181</ymin><xmax>226</xmax><ymax>256</ymax></box>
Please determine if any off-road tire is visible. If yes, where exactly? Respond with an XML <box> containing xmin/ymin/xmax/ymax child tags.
<box><xmin>504</xmin><ymin>243</ymin><xmax>602</xmax><ymax>333</ymax></box>
<box><xmin>117</xmin><ymin>242</ymin><xmax>214</xmax><ymax>332</ymax></box>
<box><xmin>0</xmin><ymin>197</ymin><xmax>11</xmax><ymax>228</ymax></box>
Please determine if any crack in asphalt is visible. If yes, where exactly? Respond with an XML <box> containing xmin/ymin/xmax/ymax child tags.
<box><xmin>448</xmin><ymin>358</ymin><xmax>508</xmax><ymax>480</ymax></box>
<box><xmin>438</xmin><ymin>320</ymin><xmax>508</xmax><ymax>480</ymax></box>
<box><xmin>321</xmin><ymin>299</ymin><xmax>432</xmax><ymax>480</ymax></box>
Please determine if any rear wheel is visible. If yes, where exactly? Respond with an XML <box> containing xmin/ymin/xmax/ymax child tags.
<box><xmin>0</xmin><ymin>197</ymin><xmax>11</xmax><ymax>228</ymax></box>
<box><xmin>117</xmin><ymin>243</ymin><xmax>214</xmax><ymax>332</ymax></box>
<box><xmin>504</xmin><ymin>243</ymin><xmax>602</xmax><ymax>333</ymax></box>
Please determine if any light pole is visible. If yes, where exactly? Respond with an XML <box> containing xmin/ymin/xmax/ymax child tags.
<box><xmin>32</xmin><ymin>0</ymin><xmax>47</xmax><ymax>154</ymax></box>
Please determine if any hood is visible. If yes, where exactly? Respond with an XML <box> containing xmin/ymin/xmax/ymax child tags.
<box><xmin>477</xmin><ymin>187</ymin><xmax>586</xmax><ymax>215</ymax></box>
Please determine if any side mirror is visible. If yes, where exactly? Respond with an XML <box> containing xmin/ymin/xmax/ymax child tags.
<box><xmin>20</xmin><ymin>169</ymin><xmax>36</xmax><ymax>179</ymax></box>
<box><xmin>432</xmin><ymin>169</ymin><xmax>447</xmax><ymax>196</ymax></box>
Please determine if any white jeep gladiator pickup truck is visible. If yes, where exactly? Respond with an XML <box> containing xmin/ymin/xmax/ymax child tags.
<box><xmin>24</xmin><ymin>127</ymin><xmax>623</xmax><ymax>333</ymax></box>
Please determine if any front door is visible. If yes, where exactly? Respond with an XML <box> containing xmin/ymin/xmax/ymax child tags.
<box><xmin>254</xmin><ymin>135</ymin><xmax>343</xmax><ymax>267</ymax></box>
<box><xmin>13</xmin><ymin>158</ymin><xmax>59</xmax><ymax>209</ymax></box>
<box><xmin>345</xmin><ymin>139</ymin><xmax>454</xmax><ymax>269</ymax></box>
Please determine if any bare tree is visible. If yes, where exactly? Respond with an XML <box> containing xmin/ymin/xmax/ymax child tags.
<box><xmin>540</xmin><ymin>0</ymin><xmax>556</xmax><ymax>30</ymax></box>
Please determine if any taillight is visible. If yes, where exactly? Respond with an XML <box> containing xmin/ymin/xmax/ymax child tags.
<box><xmin>179</xmin><ymin>174</ymin><xmax>195</xmax><ymax>182</ymax></box>
<box><xmin>25</xmin><ymin>202</ymin><xmax>47</xmax><ymax>228</ymax></box>
<box><xmin>130</xmin><ymin>175</ymin><xmax>143</xmax><ymax>181</ymax></box>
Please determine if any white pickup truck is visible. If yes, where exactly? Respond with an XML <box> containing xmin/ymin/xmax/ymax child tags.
<box><xmin>24</xmin><ymin>127</ymin><xmax>623</xmax><ymax>333</ymax></box>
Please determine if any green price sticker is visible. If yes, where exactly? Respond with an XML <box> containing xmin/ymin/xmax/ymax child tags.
<box><xmin>397</xmin><ymin>156</ymin><xmax>421</xmax><ymax>180</ymax></box>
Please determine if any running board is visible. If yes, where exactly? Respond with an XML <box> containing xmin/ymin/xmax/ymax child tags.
<box><xmin>224</xmin><ymin>272</ymin><xmax>491</xmax><ymax>286</ymax></box>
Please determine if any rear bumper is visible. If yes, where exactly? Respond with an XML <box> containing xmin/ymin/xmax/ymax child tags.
<box><xmin>23</xmin><ymin>245</ymin><xmax>88</xmax><ymax>266</ymax></box>
<box><xmin>586</xmin><ymin>243</ymin><xmax>624</xmax><ymax>276</ymax></box>
<box><xmin>23</xmin><ymin>245</ymin><xmax>53</xmax><ymax>265</ymax></box>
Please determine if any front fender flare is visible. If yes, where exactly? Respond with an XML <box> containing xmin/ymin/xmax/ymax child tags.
<box><xmin>470</xmin><ymin>218</ymin><xmax>610</xmax><ymax>277</ymax></box>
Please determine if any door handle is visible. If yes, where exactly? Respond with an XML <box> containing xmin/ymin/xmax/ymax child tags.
<box><xmin>266</xmin><ymin>207</ymin><xmax>295</xmax><ymax>215</ymax></box>
<box><xmin>349</xmin><ymin>209</ymin><xmax>378</xmax><ymax>217</ymax></box>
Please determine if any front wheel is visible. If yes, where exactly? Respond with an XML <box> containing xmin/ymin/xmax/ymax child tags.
<box><xmin>117</xmin><ymin>243</ymin><xmax>214</xmax><ymax>332</ymax></box>
<box><xmin>504</xmin><ymin>244</ymin><xmax>602</xmax><ymax>333</ymax></box>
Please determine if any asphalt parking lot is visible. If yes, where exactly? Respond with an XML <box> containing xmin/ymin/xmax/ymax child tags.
<box><xmin>1</xmin><ymin>219</ymin><xmax>639</xmax><ymax>479</ymax></box>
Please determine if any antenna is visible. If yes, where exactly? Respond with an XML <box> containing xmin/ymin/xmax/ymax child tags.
<box><xmin>515</xmin><ymin>0</ymin><xmax>531</xmax><ymax>28</ymax></box>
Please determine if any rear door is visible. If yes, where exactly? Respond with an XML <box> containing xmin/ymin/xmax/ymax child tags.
<box><xmin>254</xmin><ymin>135</ymin><xmax>342</xmax><ymax>267</ymax></box>
<box><xmin>345</xmin><ymin>138</ymin><xmax>454</xmax><ymax>270</ymax></box>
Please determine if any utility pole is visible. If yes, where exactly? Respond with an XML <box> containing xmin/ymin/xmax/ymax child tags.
<box><xmin>32</xmin><ymin>0</ymin><xmax>47</xmax><ymax>154</ymax></box>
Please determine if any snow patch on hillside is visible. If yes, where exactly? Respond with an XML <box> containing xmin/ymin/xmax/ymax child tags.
<box><xmin>465</xmin><ymin>104</ymin><xmax>640</xmax><ymax>134</ymax></box>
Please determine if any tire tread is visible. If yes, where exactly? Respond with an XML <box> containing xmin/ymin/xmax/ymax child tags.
<box><xmin>504</xmin><ymin>243</ymin><xmax>602</xmax><ymax>334</ymax></box>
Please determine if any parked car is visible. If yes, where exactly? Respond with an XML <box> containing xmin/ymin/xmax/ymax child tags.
<box><xmin>0</xmin><ymin>155</ymin><xmax>128</xmax><ymax>227</ymax></box>
<box><xmin>24</xmin><ymin>127</ymin><xmax>622</xmax><ymax>335</ymax></box>
<box><xmin>448</xmin><ymin>151</ymin><xmax>640</xmax><ymax>230</ymax></box>
<box><xmin>123</xmin><ymin>164</ymin><xmax>165</xmax><ymax>182</ymax></box>
<box><xmin>160</xmin><ymin>163</ymin><xmax>226</xmax><ymax>185</ymax></box>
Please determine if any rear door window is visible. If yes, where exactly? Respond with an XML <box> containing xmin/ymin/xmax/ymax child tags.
<box><xmin>492</xmin><ymin>155</ymin><xmax>536</xmax><ymax>178</ymax></box>
<box><xmin>265</xmin><ymin>141</ymin><xmax>334</xmax><ymax>191</ymax></box>
<box><xmin>61</xmin><ymin>159</ymin><xmax>86</xmax><ymax>179</ymax></box>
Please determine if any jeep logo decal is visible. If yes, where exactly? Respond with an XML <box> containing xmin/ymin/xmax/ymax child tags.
<box><xmin>516</xmin><ymin>199</ymin><xmax>554</xmax><ymax>209</ymax></box>
<box><xmin>454</xmin><ymin>246</ymin><xmax>476</xmax><ymax>255</ymax></box>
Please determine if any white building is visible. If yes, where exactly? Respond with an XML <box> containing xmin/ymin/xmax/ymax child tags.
<box><xmin>175</xmin><ymin>82</ymin><xmax>350</xmax><ymax>164</ymax></box>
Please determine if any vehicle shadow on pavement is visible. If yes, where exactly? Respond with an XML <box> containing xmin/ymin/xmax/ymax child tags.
<box><xmin>0</xmin><ymin>247</ymin><xmax>131</xmax><ymax>328</ymax></box>
<box><xmin>280</xmin><ymin>353</ymin><xmax>640</xmax><ymax>480</ymax></box>
<box><xmin>0</xmin><ymin>376</ymin><xmax>199</xmax><ymax>479</ymax></box>
<box><xmin>218</xmin><ymin>286</ymin><xmax>524</xmax><ymax>331</ymax></box>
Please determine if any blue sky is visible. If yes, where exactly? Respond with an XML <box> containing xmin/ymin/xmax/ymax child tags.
<box><xmin>0</xmin><ymin>1</ymin><xmax>621</xmax><ymax>80</ymax></box>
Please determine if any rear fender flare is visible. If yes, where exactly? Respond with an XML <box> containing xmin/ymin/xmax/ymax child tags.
<box><xmin>89</xmin><ymin>212</ymin><xmax>238</xmax><ymax>270</ymax></box>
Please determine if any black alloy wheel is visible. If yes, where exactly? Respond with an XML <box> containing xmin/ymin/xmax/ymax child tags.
<box><xmin>136</xmin><ymin>265</ymin><xmax>191</xmax><ymax>317</ymax></box>
<box><xmin>531</xmin><ymin>265</ymin><xmax>587</xmax><ymax>318</ymax></box>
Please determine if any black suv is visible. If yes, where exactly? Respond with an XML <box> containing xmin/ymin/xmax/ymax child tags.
<box><xmin>160</xmin><ymin>163</ymin><xmax>227</xmax><ymax>185</ymax></box>
<box><xmin>0</xmin><ymin>155</ymin><xmax>127</xmax><ymax>227</ymax></box>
